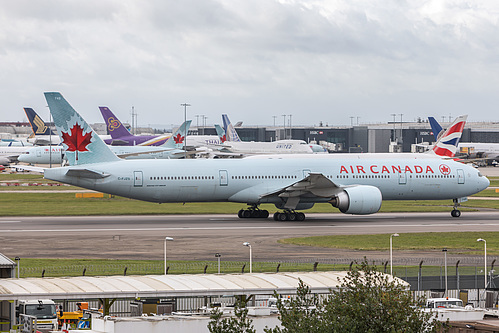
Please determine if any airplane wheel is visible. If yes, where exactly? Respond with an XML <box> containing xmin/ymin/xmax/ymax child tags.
<box><xmin>273</xmin><ymin>212</ymin><xmax>280</xmax><ymax>221</ymax></box>
<box><xmin>278</xmin><ymin>213</ymin><xmax>288</xmax><ymax>221</ymax></box>
<box><xmin>260</xmin><ymin>210</ymin><xmax>269</xmax><ymax>218</ymax></box>
<box><xmin>296</xmin><ymin>212</ymin><xmax>305</xmax><ymax>221</ymax></box>
<box><xmin>288</xmin><ymin>213</ymin><xmax>296</xmax><ymax>221</ymax></box>
<box><xmin>451</xmin><ymin>209</ymin><xmax>461</xmax><ymax>218</ymax></box>
<box><xmin>242</xmin><ymin>210</ymin><xmax>252</xmax><ymax>218</ymax></box>
<box><xmin>238</xmin><ymin>209</ymin><xmax>244</xmax><ymax>218</ymax></box>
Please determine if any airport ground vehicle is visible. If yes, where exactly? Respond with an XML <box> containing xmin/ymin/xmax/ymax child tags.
<box><xmin>17</xmin><ymin>299</ymin><xmax>58</xmax><ymax>332</ymax></box>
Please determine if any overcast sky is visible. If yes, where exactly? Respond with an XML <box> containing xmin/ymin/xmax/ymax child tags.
<box><xmin>1</xmin><ymin>0</ymin><xmax>499</xmax><ymax>128</ymax></box>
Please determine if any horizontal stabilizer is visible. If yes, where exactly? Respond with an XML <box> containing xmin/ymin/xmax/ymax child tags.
<box><xmin>65</xmin><ymin>168</ymin><xmax>111</xmax><ymax>179</ymax></box>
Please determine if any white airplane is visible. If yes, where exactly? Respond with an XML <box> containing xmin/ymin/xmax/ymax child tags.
<box><xmin>18</xmin><ymin>121</ymin><xmax>192</xmax><ymax>165</ymax></box>
<box><xmin>41</xmin><ymin>92</ymin><xmax>488</xmax><ymax>221</ymax></box>
<box><xmin>215</xmin><ymin>121</ymin><xmax>324</xmax><ymax>155</ymax></box>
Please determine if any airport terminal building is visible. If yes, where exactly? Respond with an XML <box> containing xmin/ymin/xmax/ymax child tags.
<box><xmin>2</xmin><ymin>119</ymin><xmax>499</xmax><ymax>154</ymax></box>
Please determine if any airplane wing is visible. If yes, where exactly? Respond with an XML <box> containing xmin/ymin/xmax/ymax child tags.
<box><xmin>11</xmin><ymin>165</ymin><xmax>45</xmax><ymax>173</ymax></box>
<box><xmin>116</xmin><ymin>148</ymin><xmax>175</xmax><ymax>158</ymax></box>
<box><xmin>260</xmin><ymin>173</ymin><xmax>344</xmax><ymax>209</ymax></box>
<box><xmin>109</xmin><ymin>139</ymin><xmax>130</xmax><ymax>146</ymax></box>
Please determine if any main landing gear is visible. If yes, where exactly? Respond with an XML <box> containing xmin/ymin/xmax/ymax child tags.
<box><xmin>238</xmin><ymin>206</ymin><xmax>270</xmax><ymax>219</ymax></box>
<box><xmin>273</xmin><ymin>210</ymin><xmax>306</xmax><ymax>221</ymax></box>
<box><xmin>451</xmin><ymin>198</ymin><xmax>461</xmax><ymax>218</ymax></box>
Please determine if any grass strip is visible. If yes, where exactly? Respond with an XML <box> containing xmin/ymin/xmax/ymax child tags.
<box><xmin>279</xmin><ymin>231</ymin><xmax>499</xmax><ymax>254</ymax></box>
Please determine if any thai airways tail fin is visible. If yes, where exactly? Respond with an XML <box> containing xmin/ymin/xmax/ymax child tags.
<box><xmin>222</xmin><ymin>114</ymin><xmax>241</xmax><ymax>142</ymax></box>
<box><xmin>431</xmin><ymin>115</ymin><xmax>467</xmax><ymax>157</ymax></box>
<box><xmin>24</xmin><ymin>108</ymin><xmax>57</xmax><ymax>135</ymax></box>
<box><xmin>428</xmin><ymin>117</ymin><xmax>444</xmax><ymax>141</ymax></box>
<box><xmin>45</xmin><ymin>92</ymin><xmax>120</xmax><ymax>165</ymax></box>
<box><xmin>214</xmin><ymin>124</ymin><xmax>227</xmax><ymax>143</ymax></box>
<box><xmin>162</xmin><ymin>120</ymin><xmax>192</xmax><ymax>149</ymax></box>
<box><xmin>99</xmin><ymin>106</ymin><xmax>132</xmax><ymax>139</ymax></box>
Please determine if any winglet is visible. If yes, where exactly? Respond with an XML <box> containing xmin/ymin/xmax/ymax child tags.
<box><xmin>162</xmin><ymin>120</ymin><xmax>192</xmax><ymax>149</ymax></box>
<box><xmin>222</xmin><ymin>114</ymin><xmax>241</xmax><ymax>142</ymax></box>
<box><xmin>45</xmin><ymin>92</ymin><xmax>120</xmax><ymax>165</ymax></box>
<box><xmin>99</xmin><ymin>106</ymin><xmax>132</xmax><ymax>139</ymax></box>
<box><xmin>431</xmin><ymin>115</ymin><xmax>467</xmax><ymax>157</ymax></box>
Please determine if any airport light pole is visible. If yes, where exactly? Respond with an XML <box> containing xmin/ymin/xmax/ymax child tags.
<box><xmin>477</xmin><ymin>238</ymin><xmax>487</xmax><ymax>289</ymax></box>
<box><xmin>15</xmin><ymin>257</ymin><xmax>20</xmax><ymax>278</ymax></box>
<box><xmin>243</xmin><ymin>242</ymin><xmax>252</xmax><ymax>273</ymax></box>
<box><xmin>442</xmin><ymin>248</ymin><xmax>448</xmax><ymax>297</ymax></box>
<box><xmin>164</xmin><ymin>237</ymin><xmax>174</xmax><ymax>275</ymax></box>
<box><xmin>181</xmin><ymin>103</ymin><xmax>191</xmax><ymax>159</ymax></box>
<box><xmin>390</xmin><ymin>233</ymin><xmax>399</xmax><ymax>275</ymax></box>
<box><xmin>215</xmin><ymin>253</ymin><xmax>221</xmax><ymax>274</ymax></box>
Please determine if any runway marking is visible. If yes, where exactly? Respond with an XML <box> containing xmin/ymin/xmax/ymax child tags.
<box><xmin>3</xmin><ymin>223</ymin><xmax>499</xmax><ymax>233</ymax></box>
<box><xmin>0</xmin><ymin>221</ymin><xmax>21</xmax><ymax>223</ymax></box>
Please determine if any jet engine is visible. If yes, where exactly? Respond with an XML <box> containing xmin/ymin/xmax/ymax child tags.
<box><xmin>329</xmin><ymin>185</ymin><xmax>382</xmax><ymax>215</ymax></box>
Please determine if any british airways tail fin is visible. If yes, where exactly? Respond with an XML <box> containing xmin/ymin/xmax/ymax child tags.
<box><xmin>428</xmin><ymin>117</ymin><xmax>444</xmax><ymax>141</ymax></box>
<box><xmin>162</xmin><ymin>120</ymin><xmax>192</xmax><ymax>149</ymax></box>
<box><xmin>24</xmin><ymin>108</ymin><xmax>56</xmax><ymax>135</ymax></box>
<box><xmin>99</xmin><ymin>106</ymin><xmax>132</xmax><ymax>139</ymax></box>
<box><xmin>431</xmin><ymin>115</ymin><xmax>467</xmax><ymax>157</ymax></box>
<box><xmin>214</xmin><ymin>124</ymin><xmax>227</xmax><ymax>143</ymax></box>
<box><xmin>45</xmin><ymin>92</ymin><xmax>120</xmax><ymax>166</ymax></box>
<box><xmin>222</xmin><ymin>114</ymin><xmax>241</xmax><ymax>142</ymax></box>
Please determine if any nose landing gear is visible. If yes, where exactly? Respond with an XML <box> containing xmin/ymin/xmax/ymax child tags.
<box><xmin>451</xmin><ymin>198</ymin><xmax>461</xmax><ymax>218</ymax></box>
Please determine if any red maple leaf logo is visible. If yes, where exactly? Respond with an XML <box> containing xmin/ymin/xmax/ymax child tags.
<box><xmin>220</xmin><ymin>134</ymin><xmax>227</xmax><ymax>143</ymax></box>
<box><xmin>173</xmin><ymin>133</ymin><xmax>185</xmax><ymax>144</ymax></box>
<box><xmin>439</xmin><ymin>164</ymin><xmax>451</xmax><ymax>175</ymax></box>
<box><xmin>61</xmin><ymin>123</ymin><xmax>92</xmax><ymax>152</ymax></box>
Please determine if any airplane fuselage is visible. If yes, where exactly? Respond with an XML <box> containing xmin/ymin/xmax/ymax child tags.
<box><xmin>44</xmin><ymin>154</ymin><xmax>488</xmax><ymax>209</ymax></box>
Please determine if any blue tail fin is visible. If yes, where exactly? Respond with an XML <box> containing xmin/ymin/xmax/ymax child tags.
<box><xmin>214</xmin><ymin>124</ymin><xmax>227</xmax><ymax>143</ymax></box>
<box><xmin>24</xmin><ymin>108</ymin><xmax>56</xmax><ymax>135</ymax></box>
<box><xmin>45</xmin><ymin>92</ymin><xmax>120</xmax><ymax>165</ymax></box>
<box><xmin>99</xmin><ymin>106</ymin><xmax>132</xmax><ymax>139</ymax></box>
<box><xmin>428</xmin><ymin>117</ymin><xmax>443</xmax><ymax>141</ymax></box>
<box><xmin>222</xmin><ymin>114</ymin><xmax>241</xmax><ymax>142</ymax></box>
<box><xmin>162</xmin><ymin>120</ymin><xmax>192</xmax><ymax>149</ymax></box>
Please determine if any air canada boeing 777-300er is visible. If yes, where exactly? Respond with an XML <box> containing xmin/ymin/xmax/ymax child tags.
<box><xmin>42</xmin><ymin>92</ymin><xmax>489</xmax><ymax>220</ymax></box>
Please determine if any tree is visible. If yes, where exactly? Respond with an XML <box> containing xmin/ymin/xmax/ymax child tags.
<box><xmin>265</xmin><ymin>259</ymin><xmax>443</xmax><ymax>333</ymax></box>
<box><xmin>208</xmin><ymin>299</ymin><xmax>256</xmax><ymax>333</ymax></box>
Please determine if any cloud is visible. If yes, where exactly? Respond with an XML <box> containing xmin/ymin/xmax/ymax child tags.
<box><xmin>1</xmin><ymin>0</ymin><xmax>499</xmax><ymax>126</ymax></box>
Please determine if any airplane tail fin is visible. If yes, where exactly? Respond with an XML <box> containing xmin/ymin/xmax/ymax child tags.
<box><xmin>222</xmin><ymin>114</ymin><xmax>241</xmax><ymax>142</ymax></box>
<box><xmin>431</xmin><ymin>115</ymin><xmax>467</xmax><ymax>157</ymax></box>
<box><xmin>162</xmin><ymin>120</ymin><xmax>192</xmax><ymax>149</ymax></box>
<box><xmin>45</xmin><ymin>92</ymin><xmax>120</xmax><ymax>165</ymax></box>
<box><xmin>214</xmin><ymin>124</ymin><xmax>227</xmax><ymax>143</ymax></box>
<box><xmin>428</xmin><ymin>117</ymin><xmax>444</xmax><ymax>141</ymax></box>
<box><xmin>99</xmin><ymin>106</ymin><xmax>132</xmax><ymax>139</ymax></box>
<box><xmin>24</xmin><ymin>107</ymin><xmax>56</xmax><ymax>135</ymax></box>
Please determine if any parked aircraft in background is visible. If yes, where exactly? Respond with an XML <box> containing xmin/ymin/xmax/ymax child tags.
<box><xmin>19</xmin><ymin>121</ymin><xmax>191</xmax><ymax>165</ymax></box>
<box><xmin>429</xmin><ymin>116</ymin><xmax>499</xmax><ymax>163</ymax></box>
<box><xmin>216</xmin><ymin>117</ymin><xmax>326</xmax><ymax>155</ymax></box>
<box><xmin>99</xmin><ymin>106</ymin><xmax>170</xmax><ymax>146</ymax></box>
<box><xmin>40</xmin><ymin>92</ymin><xmax>488</xmax><ymax>220</ymax></box>
<box><xmin>24</xmin><ymin>107</ymin><xmax>61</xmax><ymax>145</ymax></box>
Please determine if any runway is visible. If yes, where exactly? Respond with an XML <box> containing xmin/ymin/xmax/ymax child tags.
<box><xmin>1</xmin><ymin>211</ymin><xmax>498</xmax><ymax>262</ymax></box>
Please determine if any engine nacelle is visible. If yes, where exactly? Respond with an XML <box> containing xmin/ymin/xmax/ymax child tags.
<box><xmin>329</xmin><ymin>185</ymin><xmax>382</xmax><ymax>215</ymax></box>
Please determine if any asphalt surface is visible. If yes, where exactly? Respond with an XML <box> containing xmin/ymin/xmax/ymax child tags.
<box><xmin>1</xmin><ymin>211</ymin><xmax>498</xmax><ymax>263</ymax></box>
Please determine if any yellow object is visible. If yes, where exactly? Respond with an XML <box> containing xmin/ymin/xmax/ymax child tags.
<box><xmin>75</xmin><ymin>193</ymin><xmax>108</xmax><ymax>198</ymax></box>
<box><xmin>496</xmin><ymin>189</ymin><xmax>499</xmax><ymax>193</ymax></box>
